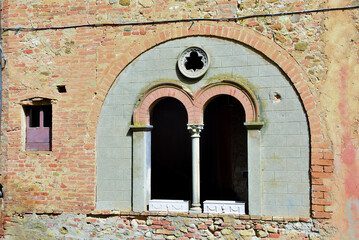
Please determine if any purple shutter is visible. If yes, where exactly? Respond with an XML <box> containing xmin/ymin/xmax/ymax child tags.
<box><xmin>26</xmin><ymin>107</ymin><xmax>51</xmax><ymax>151</ymax></box>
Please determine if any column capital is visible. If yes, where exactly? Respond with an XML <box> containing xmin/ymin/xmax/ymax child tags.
<box><xmin>187</xmin><ymin>124</ymin><xmax>204</xmax><ymax>137</ymax></box>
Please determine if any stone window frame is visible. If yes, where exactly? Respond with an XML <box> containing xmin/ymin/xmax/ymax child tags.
<box><xmin>131</xmin><ymin>80</ymin><xmax>263</xmax><ymax>215</ymax></box>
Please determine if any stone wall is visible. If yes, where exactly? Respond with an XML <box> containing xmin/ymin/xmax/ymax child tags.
<box><xmin>1</xmin><ymin>0</ymin><xmax>358</xmax><ymax>239</ymax></box>
<box><xmin>4</xmin><ymin>212</ymin><xmax>333</xmax><ymax>239</ymax></box>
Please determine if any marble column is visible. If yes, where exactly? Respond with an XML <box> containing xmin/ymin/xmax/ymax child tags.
<box><xmin>187</xmin><ymin>124</ymin><xmax>204</xmax><ymax>213</ymax></box>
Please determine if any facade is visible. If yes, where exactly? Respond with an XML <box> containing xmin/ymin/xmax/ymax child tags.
<box><xmin>0</xmin><ymin>0</ymin><xmax>358</xmax><ymax>239</ymax></box>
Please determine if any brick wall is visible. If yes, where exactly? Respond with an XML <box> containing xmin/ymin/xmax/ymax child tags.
<box><xmin>1</xmin><ymin>0</ymin><xmax>358</xmax><ymax>238</ymax></box>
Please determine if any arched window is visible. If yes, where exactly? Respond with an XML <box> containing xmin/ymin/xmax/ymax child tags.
<box><xmin>151</xmin><ymin>98</ymin><xmax>191</xmax><ymax>200</ymax></box>
<box><xmin>131</xmin><ymin>82</ymin><xmax>262</xmax><ymax>214</ymax></box>
<box><xmin>201</xmin><ymin>95</ymin><xmax>247</xmax><ymax>206</ymax></box>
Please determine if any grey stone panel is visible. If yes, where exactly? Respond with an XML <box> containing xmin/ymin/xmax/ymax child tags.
<box><xmin>263</xmin><ymin>182</ymin><xmax>288</xmax><ymax>194</ymax></box>
<box><xmin>286</xmin><ymin>158</ymin><xmax>309</xmax><ymax>171</ymax></box>
<box><xmin>233</xmin><ymin>66</ymin><xmax>259</xmax><ymax>78</ymax></box>
<box><xmin>263</xmin><ymin>194</ymin><xmax>277</xmax><ymax>206</ymax></box>
<box><xmin>96</xmin><ymin>36</ymin><xmax>310</xmax><ymax>216</ymax></box>
<box><xmin>261</xmin><ymin>135</ymin><xmax>287</xmax><ymax>147</ymax></box>
<box><xmin>286</xmin><ymin>205</ymin><xmax>310</xmax><ymax>217</ymax></box>
<box><xmin>262</xmin><ymin>171</ymin><xmax>275</xmax><ymax>182</ymax></box>
<box><xmin>263</xmin><ymin>205</ymin><xmax>289</xmax><ymax>217</ymax></box>
<box><xmin>276</xmin><ymin>194</ymin><xmax>303</xmax><ymax>206</ymax></box>
<box><xmin>287</xmin><ymin>183</ymin><xmax>310</xmax><ymax>194</ymax></box>
<box><xmin>219</xmin><ymin>55</ymin><xmax>248</xmax><ymax>67</ymax></box>
<box><xmin>247</xmin><ymin>54</ymin><xmax>269</xmax><ymax>66</ymax></box>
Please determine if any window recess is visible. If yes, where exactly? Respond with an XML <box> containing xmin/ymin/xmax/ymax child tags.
<box><xmin>21</xmin><ymin>98</ymin><xmax>54</xmax><ymax>151</ymax></box>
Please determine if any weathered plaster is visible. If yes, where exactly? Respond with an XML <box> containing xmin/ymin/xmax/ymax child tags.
<box><xmin>321</xmin><ymin>0</ymin><xmax>359</xmax><ymax>238</ymax></box>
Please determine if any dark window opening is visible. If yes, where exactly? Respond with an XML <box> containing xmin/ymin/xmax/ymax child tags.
<box><xmin>24</xmin><ymin>105</ymin><xmax>52</xmax><ymax>151</ymax></box>
<box><xmin>57</xmin><ymin>85</ymin><xmax>67</xmax><ymax>93</ymax></box>
<box><xmin>151</xmin><ymin>98</ymin><xmax>192</xmax><ymax>200</ymax></box>
<box><xmin>29</xmin><ymin>107</ymin><xmax>40</xmax><ymax>127</ymax></box>
<box><xmin>200</xmin><ymin>95</ymin><xmax>247</xmax><ymax>208</ymax></box>
<box><xmin>185</xmin><ymin>51</ymin><xmax>204</xmax><ymax>71</ymax></box>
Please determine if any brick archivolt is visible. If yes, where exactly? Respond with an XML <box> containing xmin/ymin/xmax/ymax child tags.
<box><xmin>133</xmin><ymin>81</ymin><xmax>260</xmax><ymax>126</ymax></box>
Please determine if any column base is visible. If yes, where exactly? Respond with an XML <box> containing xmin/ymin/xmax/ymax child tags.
<box><xmin>189</xmin><ymin>203</ymin><xmax>202</xmax><ymax>214</ymax></box>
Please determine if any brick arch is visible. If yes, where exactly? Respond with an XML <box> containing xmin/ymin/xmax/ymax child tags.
<box><xmin>93</xmin><ymin>22</ymin><xmax>332</xmax><ymax>219</ymax></box>
<box><xmin>133</xmin><ymin>83</ymin><xmax>194</xmax><ymax>125</ymax></box>
<box><xmin>193</xmin><ymin>81</ymin><xmax>260</xmax><ymax>124</ymax></box>
<box><xmin>93</xmin><ymin>22</ymin><xmax>320</xmax><ymax>141</ymax></box>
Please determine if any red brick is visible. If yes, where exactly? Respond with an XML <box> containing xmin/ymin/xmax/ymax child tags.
<box><xmin>313</xmin><ymin>211</ymin><xmax>331</xmax><ymax>219</ymax></box>
<box><xmin>269</xmin><ymin>233</ymin><xmax>280</xmax><ymax>238</ymax></box>
<box><xmin>197</xmin><ymin>224</ymin><xmax>207</xmax><ymax>230</ymax></box>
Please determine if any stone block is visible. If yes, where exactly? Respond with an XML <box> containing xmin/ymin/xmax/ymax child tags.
<box><xmin>262</xmin><ymin>171</ymin><xmax>275</xmax><ymax>182</ymax></box>
<box><xmin>263</xmin><ymin>181</ymin><xmax>287</xmax><ymax>194</ymax></box>
<box><xmin>286</xmin><ymin>158</ymin><xmax>308</xmax><ymax>171</ymax></box>
<box><xmin>219</xmin><ymin>55</ymin><xmax>248</xmax><ymax>67</ymax></box>
<box><xmin>247</xmin><ymin>54</ymin><xmax>268</xmax><ymax>66</ymax></box>
<box><xmin>276</xmin><ymin>194</ymin><xmax>302</xmax><ymax>206</ymax></box>
<box><xmin>286</xmin><ymin>205</ymin><xmax>310</xmax><ymax>217</ymax></box>
<box><xmin>203</xmin><ymin>200</ymin><xmax>245</xmax><ymax>214</ymax></box>
<box><xmin>264</xmin><ymin>111</ymin><xmax>286</xmax><ymax>123</ymax></box>
<box><xmin>263</xmin><ymin>193</ymin><xmax>277</xmax><ymax>206</ymax></box>
<box><xmin>274</xmin><ymin>171</ymin><xmax>289</xmax><ymax>182</ymax></box>
<box><xmin>239</xmin><ymin>229</ymin><xmax>255</xmax><ymax>236</ymax></box>
<box><xmin>205</xmin><ymin>45</ymin><xmax>233</xmax><ymax>56</ymax></box>
<box><xmin>287</xmin><ymin>183</ymin><xmax>309</xmax><ymax>194</ymax></box>
<box><xmin>233</xmin><ymin>66</ymin><xmax>259</xmax><ymax>77</ymax></box>
<box><xmin>295</xmin><ymin>42</ymin><xmax>308</xmax><ymax>51</ymax></box>
<box><xmin>258</xmin><ymin>65</ymin><xmax>282</xmax><ymax>77</ymax></box>
<box><xmin>286</xmin><ymin>135</ymin><xmax>308</xmax><ymax>147</ymax></box>
<box><xmin>149</xmin><ymin>200</ymin><xmax>190</xmax><ymax>212</ymax></box>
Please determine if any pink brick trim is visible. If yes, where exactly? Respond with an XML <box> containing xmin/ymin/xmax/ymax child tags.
<box><xmin>133</xmin><ymin>83</ymin><xmax>194</xmax><ymax>125</ymax></box>
<box><xmin>133</xmin><ymin>81</ymin><xmax>260</xmax><ymax>126</ymax></box>
<box><xmin>193</xmin><ymin>81</ymin><xmax>259</xmax><ymax>124</ymax></box>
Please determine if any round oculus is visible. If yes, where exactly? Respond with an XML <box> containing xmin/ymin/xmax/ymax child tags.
<box><xmin>177</xmin><ymin>47</ymin><xmax>210</xmax><ymax>79</ymax></box>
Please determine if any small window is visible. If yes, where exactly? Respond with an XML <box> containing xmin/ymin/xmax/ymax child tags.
<box><xmin>24</xmin><ymin>105</ymin><xmax>52</xmax><ymax>151</ymax></box>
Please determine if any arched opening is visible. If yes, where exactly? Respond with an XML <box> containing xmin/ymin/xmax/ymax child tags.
<box><xmin>200</xmin><ymin>95</ymin><xmax>248</xmax><ymax>205</ymax></box>
<box><xmin>151</xmin><ymin>98</ymin><xmax>192</xmax><ymax>200</ymax></box>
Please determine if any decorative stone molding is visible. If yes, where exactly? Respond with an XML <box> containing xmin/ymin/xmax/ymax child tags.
<box><xmin>203</xmin><ymin>200</ymin><xmax>246</xmax><ymax>214</ymax></box>
<box><xmin>149</xmin><ymin>200</ymin><xmax>190</xmax><ymax>212</ymax></box>
<box><xmin>178</xmin><ymin>47</ymin><xmax>210</xmax><ymax>79</ymax></box>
